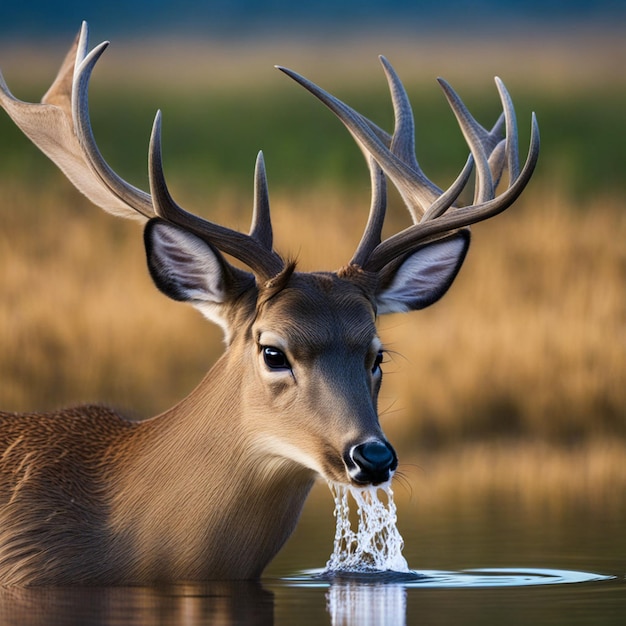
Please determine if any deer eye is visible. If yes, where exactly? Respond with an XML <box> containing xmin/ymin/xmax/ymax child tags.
<box><xmin>262</xmin><ymin>346</ymin><xmax>291</xmax><ymax>371</ymax></box>
<box><xmin>372</xmin><ymin>350</ymin><xmax>385</xmax><ymax>374</ymax></box>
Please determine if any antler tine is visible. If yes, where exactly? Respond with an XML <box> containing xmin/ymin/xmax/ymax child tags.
<box><xmin>276</xmin><ymin>65</ymin><xmax>443</xmax><ymax>220</ymax></box>
<box><xmin>277</xmin><ymin>61</ymin><xmax>460</xmax><ymax>270</ymax></box>
<box><xmin>379</xmin><ymin>58</ymin><xmax>416</xmax><ymax>168</ymax></box>
<box><xmin>437</xmin><ymin>78</ymin><xmax>509</xmax><ymax>205</ymax></box>
<box><xmin>383</xmin><ymin>58</ymin><xmax>490</xmax><ymax>225</ymax></box>
<box><xmin>0</xmin><ymin>21</ymin><xmax>152</xmax><ymax>220</ymax></box>
<box><xmin>71</xmin><ymin>20</ymin><xmax>90</xmax><ymax>94</ymax></box>
<box><xmin>378</xmin><ymin>56</ymin><xmax>445</xmax><ymax>221</ymax></box>
<box><xmin>365</xmin><ymin>106</ymin><xmax>540</xmax><ymax>272</ymax></box>
<box><xmin>495</xmin><ymin>77</ymin><xmax>520</xmax><ymax>182</ymax></box>
<box><xmin>350</xmin><ymin>156</ymin><xmax>387</xmax><ymax>267</ymax></box>
<box><xmin>420</xmin><ymin>153</ymin><xmax>474</xmax><ymax>222</ymax></box>
<box><xmin>72</xmin><ymin>24</ymin><xmax>154</xmax><ymax>219</ymax></box>
<box><xmin>76</xmin><ymin>23</ymin><xmax>282</xmax><ymax>280</ymax></box>
<box><xmin>279</xmin><ymin>61</ymin><xmax>538</xmax><ymax>274</ymax></box>
<box><xmin>148</xmin><ymin>112</ymin><xmax>284</xmax><ymax>280</ymax></box>
<box><xmin>356</xmin><ymin>59</ymin><xmax>481</xmax><ymax>259</ymax></box>
<box><xmin>250</xmin><ymin>151</ymin><xmax>273</xmax><ymax>250</ymax></box>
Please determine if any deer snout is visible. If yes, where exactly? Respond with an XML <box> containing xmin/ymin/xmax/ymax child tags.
<box><xmin>346</xmin><ymin>440</ymin><xmax>398</xmax><ymax>486</ymax></box>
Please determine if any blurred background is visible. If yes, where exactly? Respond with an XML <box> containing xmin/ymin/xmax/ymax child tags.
<box><xmin>0</xmin><ymin>1</ymin><xmax>623</xmax><ymax>37</ymax></box>
<box><xmin>0</xmin><ymin>0</ymin><xmax>625</xmax><ymax>579</ymax></box>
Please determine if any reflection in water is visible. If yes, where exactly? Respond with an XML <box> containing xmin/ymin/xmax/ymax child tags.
<box><xmin>289</xmin><ymin>568</ymin><xmax>615</xmax><ymax>626</ymax></box>
<box><xmin>0</xmin><ymin>582</ymin><xmax>273</xmax><ymax>626</ymax></box>
<box><xmin>327</xmin><ymin>582</ymin><xmax>406</xmax><ymax>626</ymax></box>
<box><xmin>0</xmin><ymin>569</ymin><xmax>617</xmax><ymax>626</ymax></box>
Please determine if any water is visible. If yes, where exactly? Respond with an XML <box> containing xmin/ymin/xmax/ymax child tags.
<box><xmin>274</xmin><ymin>480</ymin><xmax>622</xmax><ymax>625</ymax></box>
<box><xmin>284</xmin><ymin>567</ymin><xmax>614</xmax><ymax>626</ymax></box>
<box><xmin>325</xmin><ymin>482</ymin><xmax>408</xmax><ymax>574</ymax></box>
<box><xmin>0</xmin><ymin>480</ymin><xmax>623</xmax><ymax>624</ymax></box>
<box><xmin>267</xmin><ymin>480</ymin><xmax>626</xmax><ymax>625</ymax></box>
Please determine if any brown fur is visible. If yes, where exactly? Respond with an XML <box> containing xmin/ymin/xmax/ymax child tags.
<box><xmin>0</xmin><ymin>273</ymin><xmax>386</xmax><ymax>586</ymax></box>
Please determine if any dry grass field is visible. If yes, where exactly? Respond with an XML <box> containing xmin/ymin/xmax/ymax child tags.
<box><xmin>0</xmin><ymin>27</ymin><xmax>624</xmax><ymax>502</ymax></box>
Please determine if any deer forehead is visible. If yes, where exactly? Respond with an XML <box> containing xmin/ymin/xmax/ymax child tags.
<box><xmin>253</xmin><ymin>272</ymin><xmax>378</xmax><ymax>358</ymax></box>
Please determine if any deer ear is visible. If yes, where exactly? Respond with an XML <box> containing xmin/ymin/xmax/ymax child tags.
<box><xmin>376</xmin><ymin>231</ymin><xmax>470</xmax><ymax>314</ymax></box>
<box><xmin>144</xmin><ymin>219</ymin><xmax>254</xmax><ymax>329</ymax></box>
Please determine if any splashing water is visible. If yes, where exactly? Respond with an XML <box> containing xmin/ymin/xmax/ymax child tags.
<box><xmin>325</xmin><ymin>482</ymin><xmax>409</xmax><ymax>574</ymax></box>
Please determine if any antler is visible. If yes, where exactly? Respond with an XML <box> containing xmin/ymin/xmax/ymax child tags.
<box><xmin>0</xmin><ymin>22</ymin><xmax>283</xmax><ymax>280</ymax></box>
<box><xmin>277</xmin><ymin>59</ymin><xmax>539</xmax><ymax>273</ymax></box>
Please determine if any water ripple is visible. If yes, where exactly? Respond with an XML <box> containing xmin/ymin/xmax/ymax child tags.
<box><xmin>284</xmin><ymin>566</ymin><xmax>614</xmax><ymax>588</ymax></box>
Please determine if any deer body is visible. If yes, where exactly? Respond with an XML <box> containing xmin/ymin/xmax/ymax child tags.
<box><xmin>0</xmin><ymin>272</ymin><xmax>385</xmax><ymax>585</ymax></box>
<box><xmin>0</xmin><ymin>23</ymin><xmax>538</xmax><ymax>585</ymax></box>
<box><xmin>0</xmin><ymin>399</ymin><xmax>313</xmax><ymax>585</ymax></box>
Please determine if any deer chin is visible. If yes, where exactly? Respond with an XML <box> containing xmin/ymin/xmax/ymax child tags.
<box><xmin>254</xmin><ymin>434</ymin><xmax>397</xmax><ymax>487</ymax></box>
<box><xmin>256</xmin><ymin>433</ymin><xmax>331</xmax><ymax>478</ymax></box>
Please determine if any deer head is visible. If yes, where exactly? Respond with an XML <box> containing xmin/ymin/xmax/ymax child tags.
<box><xmin>0</xmin><ymin>22</ymin><xmax>539</xmax><ymax>583</ymax></box>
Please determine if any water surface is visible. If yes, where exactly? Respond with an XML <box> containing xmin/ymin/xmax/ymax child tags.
<box><xmin>0</xmin><ymin>480</ymin><xmax>623</xmax><ymax>625</ymax></box>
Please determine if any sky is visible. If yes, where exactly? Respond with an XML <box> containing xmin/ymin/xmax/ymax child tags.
<box><xmin>0</xmin><ymin>0</ymin><xmax>623</xmax><ymax>40</ymax></box>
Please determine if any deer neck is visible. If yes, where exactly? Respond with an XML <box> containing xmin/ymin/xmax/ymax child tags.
<box><xmin>107</xmin><ymin>349</ymin><xmax>316</xmax><ymax>582</ymax></box>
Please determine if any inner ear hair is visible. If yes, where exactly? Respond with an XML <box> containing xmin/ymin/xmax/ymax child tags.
<box><xmin>378</xmin><ymin>230</ymin><xmax>470</xmax><ymax>292</ymax></box>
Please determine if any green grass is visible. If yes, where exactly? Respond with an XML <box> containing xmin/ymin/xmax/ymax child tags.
<box><xmin>1</xmin><ymin>82</ymin><xmax>625</xmax><ymax>202</ymax></box>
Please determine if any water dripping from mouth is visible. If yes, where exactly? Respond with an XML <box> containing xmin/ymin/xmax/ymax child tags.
<box><xmin>324</xmin><ymin>482</ymin><xmax>409</xmax><ymax>575</ymax></box>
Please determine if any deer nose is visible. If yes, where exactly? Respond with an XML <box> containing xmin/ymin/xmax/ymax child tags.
<box><xmin>348</xmin><ymin>440</ymin><xmax>398</xmax><ymax>486</ymax></box>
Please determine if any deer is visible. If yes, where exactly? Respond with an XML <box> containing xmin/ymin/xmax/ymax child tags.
<box><xmin>0</xmin><ymin>22</ymin><xmax>539</xmax><ymax>586</ymax></box>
